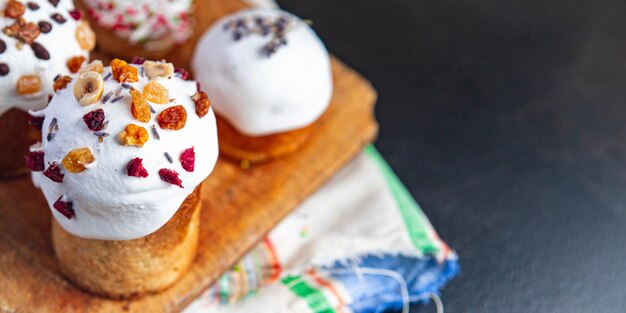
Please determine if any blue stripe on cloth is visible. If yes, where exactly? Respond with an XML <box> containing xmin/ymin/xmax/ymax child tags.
<box><xmin>322</xmin><ymin>255</ymin><xmax>459</xmax><ymax>313</ymax></box>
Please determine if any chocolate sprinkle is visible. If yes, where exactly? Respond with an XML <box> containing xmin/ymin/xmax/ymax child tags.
<box><xmin>0</xmin><ymin>39</ymin><xmax>6</xmax><ymax>54</ymax></box>
<box><xmin>26</xmin><ymin>2</ymin><xmax>39</xmax><ymax>10</ymax></box>
<box><xmin>164</xmin><ymin>152</ymin><xmax>173</xmax><ymax>163</ymax></box>
<box><xmin>0</xmin><ymin>63</ymin><xmax>9</xmax><ymax>76</ymax></box>
<box><xmin>110</xmin><ymin>95</ymin><xmax>124</xmax><ymax>103</ymax></box>
<box><xmin>101</xmin><ymin>90</ymin><xmax>113</xmax><ymax>104</ymax></box>
<box><xmin>38</xmin><ymin>21</ymin><xmax>51</xmax><ymax>33</ymax></box>
<box><xmin>151</xmin><ymin>125</ymin><xmax>160</xmax><ymax>140</ymax></box>
<box><xmin>50</xmin><ymin>13</ymin><xmax>66</xmax><ymax>24</ymax></box>
<box><xmin>31</xmin><ymin>42</ymin><xmax>50</xmax><ymax>60</ymax></box>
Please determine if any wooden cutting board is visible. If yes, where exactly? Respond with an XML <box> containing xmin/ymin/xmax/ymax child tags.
<box><xmin>0</xmin><ymin>1</ymin><xmax>378</xmax><ymax>312</ymax></box>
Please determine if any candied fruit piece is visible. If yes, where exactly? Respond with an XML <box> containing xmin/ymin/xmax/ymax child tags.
<box><xmin>180</xmin><ymin>147</ymin><xmax>195</xmax><ymax>172</ymax></box>
<box><xmin>75</xmin><ymin>20</ymin><xmax>95</xmax><ymax>51</ymax></box>
<box><xmin>118</xmin><ymin>124</ymin><xmax>149</xmax><ymax>147</ymax></box>
<box><xmin>16</xmin><ymin>74</ymin><xmax>41</xmax><ymax>94</ymax></box>
<box><xmin>127</xmin><ymin>157</ymin><xmax>149</xmax><ymax>178</ymax></box>
<box><xmin>4</xmin><ymin>0</ymin><xmax>25</xmax><ymax>18</ymax></box>
<box><xmin>118</xmin><ymin>65</ymin><xmax>138</xmax><ymax>83</ymax></box>
<box><xmin>130</xmin><ymin>89</ymin><xmax>151</xmax><ymax>122</ymax></box>
<box><xmin>28</xmin><ymin>114</ymin><xmax>44</xmax><ymax>130</ymax></box>
<box><xmin>192</xmin><ymin>91</ymin><xmax>211</xmax><ymax>118</ymax></box>
<box><xmin>66</xmin><ymin>55</ymin><xmax>85</xmax><ymax>73</ymax></box>
<box><xmin>159</xmin><ymin>168</ymin><xmax>183</xmax><ymax>188</ymax></box>
<box><xmin>175</xmin><ymin>67</ymin><xmax>189</xmax><ymax>80</ymax></box>
<box><xmin>53</xmin><ymin>196</ymin><xmax>74</xmax><ymax>219</ymax></box>
<box><xmin>143</xmin><ymin>60</ymin><xmax>174</xmax><ymax>79</ymax></box>
<box><xmin>157</xmin><ymin>105</ymin><xmax>187</xmax><ymax>130</ymax></box>
<box><xmin>53</xmin><ymin>75</ymin><xmax>72</xmax><ymax>92</ymax></box>
<box><xmin>44</xmin><ymin>162</ymin><xmax>63</xmax><ymax>182</ymax></box>
<box><xmin>79</xmin><ymin>60</ymin><xmax>103</xmax><ymax>74</ymax></box>
<box><xmin>110</xmin><ymin>58</ymin><xmax>127</xmax><ymax>81</ymax></box>
<box><xmin>62</xmin><ymin>147</ymin><xmax>95</xmax><ymax>173</ymax></box>
<box><xmin>83</xmin><ymin>109</ymin><xmax>105</xmax><ymax>131</ymax></box>
<box><xmin>73</xmin><ymin>71</ymin><xmax>104</xmax><ymax>105</ymax></box>
<box><xmin>25</xmin><ymin>151</ymin><xmax>44</xmax><ymax>171</ymax></box>
<box><xmin>130</xmin><ymin>57</ymin><xmax>146</xmax><ymax>65</ymax></box>
<box><xmin>68</xmin><ymin>9</ymin><xmax>81</xmax><ymax>20</ymax></box>
<box><xmin>143</xmin><ymin>81</ymin><xmax>169</xmax><ymax>104</ymax></box>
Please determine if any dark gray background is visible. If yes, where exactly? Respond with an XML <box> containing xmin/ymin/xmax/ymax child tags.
<box><xmin>278</xmin><ymin>0</ymin><xmax>626</xmax><ymax>312</ymax></box>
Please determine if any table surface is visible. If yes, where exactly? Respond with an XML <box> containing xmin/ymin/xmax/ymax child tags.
<box><xmin>279</xmin><ymin>0</ymin><xmax>626</xmax><ymax>312</ymax></box>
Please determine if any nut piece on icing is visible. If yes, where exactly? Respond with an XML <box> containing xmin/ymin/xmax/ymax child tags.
<box><xmin>73</xmin><ymin>71</ymin><xmax>104</xmax><ymax>106</ymax></box>
<box><xmin>3</xmin><ymin>17</ymin><xmax>40</xmax><ymax>44</ymax></box>
<box><xmin>192</xmin><ymin>91</ymin><xmax>210</xmax><ymax>118</ymax></box>
<box><xmin>75</xmin><ymin>20</ymin><xmax>95</xmax><ymax>51</ymax></box>
<box><xmin>16</xmin><ymin>75</ymin><xmax>41</xmax><ymax>94</ymax></box>
<box><xmin>79</xmin><ymin>60</ymin><xmax>104</xmax><ymax>74</ymax></box>
<box><xmin>118</xmin><ymin>124</ymin><xmax>149</xmax><ymax>147</ymax></box>
<box><xmin>62</xmin><ymin>147</ymin><xmax>95</xmax><ymax>173</ymax></box>
<box><xmin>143</xmin><ymin>61</ymin><xmax>174</xmax><ymax>79</ymax></box>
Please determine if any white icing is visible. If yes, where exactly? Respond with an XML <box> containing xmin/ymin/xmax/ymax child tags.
<box><xmin>0</xmin><ymin>0</ymin><xmax>89</xmax><ymax>115</ymax></box>
<box><xmin>32</xmin><ymin>64</ymin><xmax>219</xmax><ymax>240</ymax></box>
<box><xmin>191</xmin><ymin>8</ymin><xmax>333</xmax><ymax>137</ymax></box>
<box><xmin>82</xmin><ymin>0</ymin><xmax>193</xmax><ymax>51</ymax></box>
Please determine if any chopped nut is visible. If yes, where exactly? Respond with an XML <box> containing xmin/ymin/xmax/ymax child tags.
<box><xmin>62</xmin><ymin>147</ymin><xmax>95</xmax><ymax>173</ymax></box>
<box><xmin>192</xmin><ymin>91</ymin><xmax>211</xmax><ymax>118</ymax></box>
<box><xmin>143</xmin><ymin>60</ymin><xmax>174</xmax><ymax>79</ymax></box>
<box><xmin>118</xmin><ymin>124</ymin><xmax>149</xmax><ymax>147</ymax></box>
<box><xmin>157</xmin><ymin>105</ymin><xmax>187</xmax><ymax>130</ymax></box>
<box><xmin>130</xmin><ymin>89</ymin><xmax>151</xmax><ymax>122</ymax></box>
<box><xmin>66</xmin><ymin>55</ymin><xmax>85</xmax><ymax>73</ymax></box>
<box><xmin>16</xmin><ymin>74</ymin><xmax>40</xmax><ymax>95</ymax></box>
<box><xmin>53</xmin><ymin>75</ymin><xmax>72</xmax><ymax>92</ymax></box>
<box><xmin>75</xmin><ymin>20</ymin><xmax>95</xmax><ymax>51</ymax></box>
<box><xmin>4</xmin><ymin>0</ymin><xmax>25</xmax><ymax>18</ymax></box>
<box><xmin>143</xmin><ymin>81</ymin><xmax>169</xmax><ymax>104</ymax></box>
<box><xmin>118</xmin><ymin>65</ymin><xmax>138</xmax><ymax>83</ymax></box>
<box><xmin>79</xmin><ymin>60</ymin><xmax>103</xmax><ymax>74</ymax></box>
<box><xmin>73</xmin><ymin>71</ymin><xmax>104</xmax><ymax>105</ymax></box>
<box><xmin>3</xmin><ymin>17</ymin><xmax>40</xmax><ymax>44</ymax></box>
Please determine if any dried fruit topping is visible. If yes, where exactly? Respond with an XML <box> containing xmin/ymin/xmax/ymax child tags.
<box><xmin>110</xmin><ymin>58</ymin><xmax>127</xmax><ymax>80</ymax></box>
<box><xmin>53</xmin><ymin>75</ymin><xmax>72</xmax><ymax>92</ymax></box>
<box><xmin>118</xmin><ymin>64</ymin><xmax>138</xmax><ymax>83</ymax></box>
<box><xmin>38</xmin><ymin>21</ymin><xmax>51</xmax><ymax>33</ymax></box>
<box><xmin>26</xmin><ymin>2</ymin><xmax>38</xmax><ymax>10</ymax></box>
<box><xmin>68</xmin><ymin>9</ymin><xmax>81</xmax><ymax>20</ymax></box>
<box><xmin>83</xmin><ymin>109</ymin><xmax>105</xmax><ymax>131</ymax></box>
<box><xmin>130</xmin><ymin>89</ymin><xmax>151</xmax><ymax>122</ymax></box>
<box><xmin>75</xmin><ymin>20</ymin><xmax>95</xmax><ymax>51</ymax></box>
<box><xmin>73</xmin><ymin>71</ymin><xmax>104</xmax><ymax>105</ymax></box>
<box><xmin>79</xmin><ymin>60</ymin><xmax>103</xmax><ymax>74</ymax></box>
<box><xmin>127</xmin><ymin>157</ymin><xmax>148</xmax><ymax>178</ymax></box>
<box><xmin>158</xmin><ymin>169</ymin><xmax>183</xmax><ymax>188</ymax></box>
<box><xmin>31</xmin><ymin>42</ymin><xmax>49</xmax><ymax>60</ymax></box>
<box><xmin>28</xmin><ymin>114</ymin><xmax>44</xmax><ymax>130</ymax></box>
<box><xmin>180</xmin><ymin>147</ymin><xmax>195</xmax><ymax>172</ymax></box>
<box><xmin>16</xmin><ymin>74</ymin><xmax>40</xmax><ymax>94</ymax></box>
<box><xmin>50</xmin><ymin>13</ymin><xmax>65</xmax><ymax>24</ymax></box>
<box><xmin>4</xmin><ymin>0</ymin><xmax>25</xmax><ymax>18</ymax></box>
<box><xmin>62</xmin><ymin>147</ymin><xmax>95</xmax><ymax>173</ymax></box>
<box><xmin>143</xmin><ymin>81</ymin><xmax>169</xmax><ymax>104</ymax></box>
<box><xmin>130</xmin><ymin>57</ymin><xmax>146</xmax><ymax>65</ymax></box>
<box><xmin>44</xmin><ymin>162</ymin><xmax>63</xmax><ymax>182</ymax></box>
<box><xmin>66</xmin><ymin>55</ymin><xmax>85</xmax><ymax>73</ymax></box>
<box><xmin>175</xmin><ymin>67</ymin><xmax>189</xmax><ymax>80</ymax></box>
<box><xmin>25</xmin><ymin>151</ymin><xmax>44</xmax><ymax>171</ymax></box>
<box><xmin>157</xmin><ymin>105</ymin><xmax>187</xmax><ymax>130</ymax></box>
<box><xmin>143</xmin><ymin>60</ymin><xmax>174</xmax><ymax>79</ymax></box>
<box><xmin>118</xmin><ymin>124</ymin><xmax>149</xmax><ymax>147</ymax></box>
<box><xmin>192</xmin><ymin>91</ymin><xmax>211</xmax><ymax>118</ymax></box>
<box><xmin>3</xmin><ymin>17</ymin><xmax>40</xmax><ymax>44</ymax></box>
<box><xmin>53</xmin><ymin>196</ymin><xmax>74</xmax><ymax>219</ymax></box>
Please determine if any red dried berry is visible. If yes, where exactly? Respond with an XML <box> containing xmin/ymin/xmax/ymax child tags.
<box><xmin>83</xmin><ymin>109</ymin><xmax>105</xmax><ymax>131</ymax></box>
<box><xmin>25</xmin><ymin>151</ymin><xmax>44</xmax><ymax>171</ymax></box>
<box><xmin>130</xmin><ymin>57</ymin><xmax>146</xmax><ymax>65</ymax></box>
<box><xmin>68</xmin><ymin>9</ymin><xmax>81</xmax><ymax>20</ymax></box>
<box><xmin>53</xmin><ymin>196</ymin><xmax>75</xmax><ymax>219</ymax></box>
<box><xmin>180</xmin><ymin>147</ymin><xmax>195</xmax><ymax>172</ymax></box>
<box><xmin>28</xmin><ymin>114</ymin><xmax>44</xmax><ymax>130</ymax></box>
<box><xmin>127</xmin><ymin>157</ymin><xmax>149</xmax><ymax>178</ymax></box>
<box><xmin>159</xmin><ymin>168</ymin><xmax>183</xmax><ymax>188</ymax></box>
<box><xmin>175</xmin><ymin>67</ymin><xmax>189</xmax><ymax>80</ymax></box>
<box><xmin>43</xmin><ymin>162</ymin><xmax>64</xmax><ymax>183</ymax></box>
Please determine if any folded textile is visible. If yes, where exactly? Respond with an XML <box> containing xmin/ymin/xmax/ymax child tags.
<box><xmin>184</xmin><ymin>146</ymin><xmax>459</xmax><ymax>313</ymax></box>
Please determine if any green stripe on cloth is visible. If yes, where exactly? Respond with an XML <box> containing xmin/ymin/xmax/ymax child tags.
<box><xmin>364</xmin><ymin>145</ymin><xmax>439</xmax><ymax>255</ymax></box>
<box><xmin>282</xmin><ymin>276</ymin><xmax>336</xmax><ymax>313</ymax></box>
